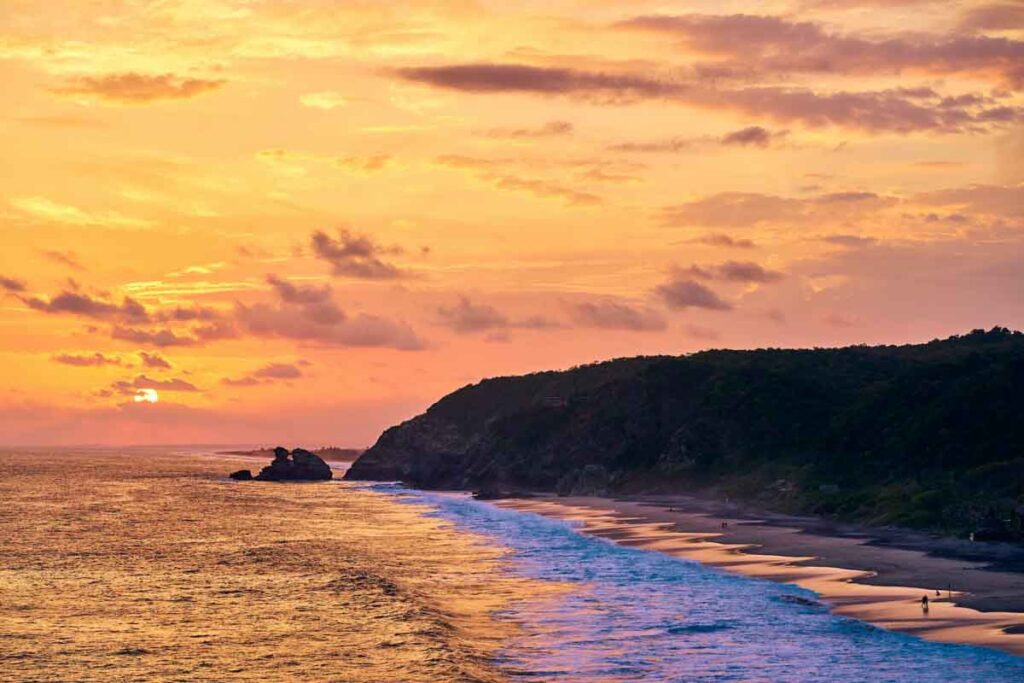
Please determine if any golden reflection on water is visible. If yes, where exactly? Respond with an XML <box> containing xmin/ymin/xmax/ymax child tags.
<box><xmin>0</xmin><ymin>450</ymin><xmax>542</xmax><ymax>682</ymax></box>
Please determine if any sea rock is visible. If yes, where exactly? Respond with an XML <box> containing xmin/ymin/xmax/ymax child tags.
<box><xmin>253</xmin><ymin>447</ymin><xmax>333</xmax><ymax>482</ymax></box>
<box><xmin>229</xmin><ymin>469</ymin><xmax>253</xmax><ymax>481</ymax></box>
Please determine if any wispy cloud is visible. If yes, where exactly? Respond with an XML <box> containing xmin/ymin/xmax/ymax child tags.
<box><xmin>435</xmin><ymin>296</ymin><xmax>559</xmax><ymax>334</ymax></box>
<box><xmin>52</xmin><ymin>352</ymin><xmax>124</xmax><ymax>367</ymax></box>
<box><xmin>398</xmin><ymin>63</ymin><xmax>1021</xmax><ymax>133</ymax></box>
<box><xmin>53</xmin><ymin>72</ymin><xmax>225</xmax><ymax>104</ymax></box>
<box><xmin>570</xmin><ymin>300</ymin><xmax>667</xmax><ymax>331</ymax></box>
<box><xmin>222</xmin><ymin>362</ymin><xmax>306</xmax><ymax>387</ymax></box>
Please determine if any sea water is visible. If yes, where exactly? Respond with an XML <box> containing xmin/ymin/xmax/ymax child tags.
<box><xmin>371</xmin><ymin>484</ymin><xmax>1024</xmax><ymax>682</ymax></box>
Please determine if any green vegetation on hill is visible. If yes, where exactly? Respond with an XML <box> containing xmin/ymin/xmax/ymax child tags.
<box><xmin>346</xmin><ymin>328</ymin><xmax>1024</xmax><ymax>537</ymax></box>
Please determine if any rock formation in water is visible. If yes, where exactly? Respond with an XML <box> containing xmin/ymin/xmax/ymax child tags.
<box><xmin>230</xmin><ymin>446</ymin><xmax>333</xmax><ymax>481</ymax></box>
<box><xmin>345</xmin><ymin>328</ymin><xmax>1024</xmax><ymax>536</ymax></box>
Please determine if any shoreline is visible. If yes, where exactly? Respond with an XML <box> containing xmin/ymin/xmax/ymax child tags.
<box><xmin>495</xmin><ymin>493</ymin><xmax>1024</xmax><ymax>657</ymax></box>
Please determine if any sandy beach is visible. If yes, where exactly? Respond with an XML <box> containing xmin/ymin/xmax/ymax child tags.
<box><xmin>497</xmin><ymin>494</ymin><xmax>1024</xmax><ymax>657</ymax></box>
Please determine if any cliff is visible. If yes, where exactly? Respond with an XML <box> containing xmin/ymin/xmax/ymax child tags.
<box><xmin>346</xmin><ymin>328</ymin><xmax>1024</xmax><ymax>535</ymax></box>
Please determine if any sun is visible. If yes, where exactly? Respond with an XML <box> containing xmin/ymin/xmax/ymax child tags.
<box><xmin>133</xmin><ymin>388</ymin><xmax>159</xmax><ymax>404</ymax></box>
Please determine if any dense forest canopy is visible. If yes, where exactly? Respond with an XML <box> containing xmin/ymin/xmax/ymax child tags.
<box><xmin>347</xmin><ymin>328</ymin><xmax>1024</xmax><ymax>536</ymax></box>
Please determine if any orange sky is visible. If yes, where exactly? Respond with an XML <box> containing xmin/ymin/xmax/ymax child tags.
<box><xmin>1</xmin><ymin>0</ymin><xmax>1022</xmax><ymax>446</ymax></box>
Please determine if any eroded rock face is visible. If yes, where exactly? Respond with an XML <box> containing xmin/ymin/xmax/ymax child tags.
<box><xmin>251</xmin><ymin>447</ymin><xmax>333</xmax><ymax>481</ymax></box>
<box><xmin>344</xmin><ymin>415</ymin><xmax>473</xmax><ymax>484</ymax></box>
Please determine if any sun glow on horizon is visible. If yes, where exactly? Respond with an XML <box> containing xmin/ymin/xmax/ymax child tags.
<box><xmin>133</xmin><ymin>389</ymin><xmax>159</xmax><ymax>404</ymax></box>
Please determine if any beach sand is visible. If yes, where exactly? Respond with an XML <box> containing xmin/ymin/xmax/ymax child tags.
<box><xmin>497</xmin><ymin>494</ymin><xmax>1024</xmax><ymax>657</ymax></box>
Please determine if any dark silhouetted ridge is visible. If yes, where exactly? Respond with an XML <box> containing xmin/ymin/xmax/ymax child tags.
<box><xmin>346</xmin><ymin>328</ymin><xmax>1024</xmax><ymax>535</ymax></box>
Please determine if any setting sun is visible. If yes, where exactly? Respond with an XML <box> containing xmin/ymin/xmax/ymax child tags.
<box><xmin>132</xmin><ymin>389</ymin><xmax>159</xmax><ymax>404</ymax></box>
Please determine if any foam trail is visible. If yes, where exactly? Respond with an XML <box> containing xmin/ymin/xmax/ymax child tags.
<box><xmin>373</xmin><ymin>485</ymin><xmax>1024</xmax><ymax>682</ymax></box>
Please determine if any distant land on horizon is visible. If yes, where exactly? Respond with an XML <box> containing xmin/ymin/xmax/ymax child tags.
<box><xmin>219</xmin><ymin>446</ymin><xmax>364</xmax><ymax>462</ymax></box>
<box><xmin>347</xmin><ymin>327</ymin><xmax>1024</xmax><ymax>538</ymax></box>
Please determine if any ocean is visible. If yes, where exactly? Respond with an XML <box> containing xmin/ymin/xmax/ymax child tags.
<box><xmin>377</xmin><ymin>484</ymin><xmax>1024</xmax><ymax>682</ymax></box>
<box><xmin>2</xmin><ymin>447</ymin><xmax>1022</xmax><ymax>682</ymax></box>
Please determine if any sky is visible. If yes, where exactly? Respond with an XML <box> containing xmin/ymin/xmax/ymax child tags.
<box><xmin>0</xmin><ymin>0</ymin><xmax>1022</xmax><ymax>446</ymax></box>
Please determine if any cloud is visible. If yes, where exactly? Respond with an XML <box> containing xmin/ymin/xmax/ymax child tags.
<box><xmin>436</xmin><ymin>297</ymin><xmax>508</xmax><ymax>332</ymax></box>
<box><xmin>690</xmin><ymin>260</ymin><xmax>785</xmax><ymax>283</ymax></box>
<box><xmin>0</xmin><ymin>276</ymin><xmax>26</xmax><ymax>293</ymax></box>
<box><xmin>958</xmin><ymin>3</ymin><xmax>1024</xmax><ymax>32</ymax></box>
<box><xmin>310</xmin><ymin>229</ymin><xmax>406</xmax><ymax>279</ymax></box>
<box><xmin>220</xmin><ymin>376</ymin><xmax>260</xmax><ymax>387</ymax></box>
<box><xmin>41</xmin><ymin>250</ymin><xmax>85</xmax><ymax>271</ymax></box>
<box><xmin>821</xmin><ymin>234</ymin><xmax>879</xmax><ymax>248</ymax></box>
<box><xmin>435</xmin><ymin>156</ymin><xmax>602</xmax><ymax>205</ymax></box>
<box><xmin>661</xmin><ymin>190</ymin><xmax>892</xmax><ymax>227</ymax></box>
<box><xmin>53</xmin><ymin>72</ymin><xmax>225</xmax><ymax>104</ymax></box>
<box><xmin>193</xmin><ymin>320</ymin><xmax>239</xmax><ymax>341</ymax></box>
<box><xmin>915</xmin><ymin>183</ymin><xmax>1023</xmax><ymax>218</ymax></box>
<box><xmin>619</xmin><ymin>14</ymin><xmax>1024</xmax><ymax>89</ymax></box>
<box><xmin>570</xmin><ymin>300</ymin><xmax>667</xmax><ymax>331</ymax></box>
<box><xmin>139</xmin><ymin>352</ymin><xmax>172</xmax><ymax>369</ymax></box>
<box><xmin>690</xmin><ymin>234</ymin><xmax>756</xmax><ymax>249</ymax></box>
<box><xmin>112</xmin><ymin>326</ymin><xmax>198</xmax><ymax>347</ymax></box>
<box><xmin>654</xmin><ymin>274</ymin><xmax>732</xmax><ymax>310</ymax></box>
<box><xmin>612</xmin><ymin>126</ymin><xmax>786</xmax><ymax>153</ymax></box>
<box><xmin>153</xmin><ymin>305</ymin><xmax>225</xmax><ymax>323</ymax></box>
<box><xmin>396</xmin><ymin>63</ymin><xmax>673</xmax><ymax>99</ymax></box>
<box><xmin>51</xmin><ymin>352</ymin><xmax>123</xmax><ymax>367</ymax></box>
<box><xmin>397</xmin><ymin>63</ymin><xmax>1021</xmax><ymax>133</ymax></box>
<box><xmin>436</xmin><ymin>296</ymin><xmax>559</xmax><ymax>333</ymax></box>
<box><xmin>610</xmin><ymin>137</ymin><xmax>694</xmax><ymax>153</ymax></box>
<box><xmin>266</xmin><ymin>274</ymin><xmax>333</xmax><ymax>304</ymax></box>
<box><xmin>490</xmin><ymin>174</ymin><xmax>601</xmax><ymax>206</ymax></box>
<box><xmin>112</xmin><ymin>374</ymin><xmax>200</xmax><ymax>394</ymax></box>
<box><xmin>252</xmin><ymin>362</ymin><xmax>304</xmax><ymax>379</ymax></box>
<box><xmin>22</xmin><ymin>291</ymin><xmax>149</xmax><ymax>322</ymax></box>
<box><xmin>483</xmin><ymin>120</ymin><xmax>574</xmax><ymax>138</ymax></box>
<box><xmin>720</xmin><ymin>126</ymin><xmax>783</xmax><ymax>147</ymax></box>
<box><xmin>235</xmin><ymin>302</ymin><xmax>424</xmax><ymax>350</ymax></box>
<box><xmin>222</xmin><ymin>361</ymin><xmax>305</xmax><ymax>387</ymax></box>
<box><xmin>662</xmin><ymin>192</ymin><xmax>803</xmax><ymax>227</ymax></box>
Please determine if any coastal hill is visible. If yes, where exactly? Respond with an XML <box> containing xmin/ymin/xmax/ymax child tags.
<box><xmin>345</xmin><ymin>328</ymin><xmax>1024</xmax><ymax>536</ymax></box>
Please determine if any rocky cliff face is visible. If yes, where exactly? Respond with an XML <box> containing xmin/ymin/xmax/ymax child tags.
<box><xmin>344</xmin><ymin>415</ymin><xmax>475</xmax><ymax>484</ymax></box>
<box><xmin>344</xmin><ymin>329</ymin><xmax>1024</xmax><ymax>534</ymax></box>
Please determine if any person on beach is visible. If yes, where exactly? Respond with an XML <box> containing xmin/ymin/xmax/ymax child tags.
<box><xmin>921</xmin><ymin>595</ymin><xmax>930</xmax><ymax>613</ymax></box>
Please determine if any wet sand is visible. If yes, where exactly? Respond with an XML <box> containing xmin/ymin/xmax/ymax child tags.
<box><xmin>497</xmin><ymin>495</ymin><xmax>1024</xmax><ymax>657</ymax></box>
<box><xmin>0</xmin><ymin>449</ymin><xmax>543</xmax><ymax>682</ymax></box>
